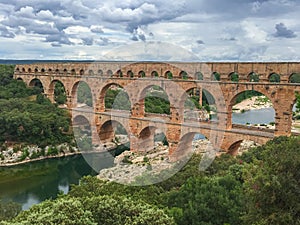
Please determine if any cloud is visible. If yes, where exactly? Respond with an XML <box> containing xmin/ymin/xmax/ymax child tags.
<box><xmin>196</xmin><ymin>40</ymin><xmax>205</xmax><ymax>44</ymax></box>
<box><xmin>0</xmin><ymin>26</ymin><xmax>15</xmax><ymax>38</ymax></box>
<box><xmin>274</xmin><ymin>23</ymin><xmax>297</xmax><ymax>38</ymax></box>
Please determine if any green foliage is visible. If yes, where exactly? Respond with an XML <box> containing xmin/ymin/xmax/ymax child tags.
<box><xmin>212</xmin><ymin>72</ymin><xmax>220</xmax><ymax>81</ymax></box>
<box><xmin>249</xmin><ymin>72</ymin><xmax>259</xmax><ymax>82</ymax></box>
<box><xmin>230</xmin><ymin>72</ymin><xmax>239</xmax><ymax>82</ymax></box>
<box><xmin>54</xmin><ymin>81</ymin><xmax>67</xmax><ymax>105</ymax></box>
<box><xmin>295</xmin><ymin>92</ymin><xmax>300</xmax><ymax>113</ymax></box>
<box><xmin>77</xmin><ymin>82</ymin><xmax>93</xmax><ymax>106</ymax></box>
<box><xmin>0</xmin><ymin>200</ymin><xmax>21</xmax><ymax>222</ymax></box>
<box><xmin>290</xmin><ymin>73</ymin><xmax>300</xmax><ymax>83</ymax></box>
<box><xmin>269</xmin><ymin>73</ymin><xmax>280</xmax><ymax>83</ymax></box>
<box><xmin>235</xmin><ymin>90</ymin><xmax>263</xmax><ymax>104</ymax></box>
<box><xmin>0</xmin><ymin>65</ymin><xmax>72</xmax><ymax>146</ymax></box>
<box><xmin>166</xmin><ymin>175</ymin><xmax>243</xmax><ymax>225</ymax></box>
<box><xmin>145</xmin><ymin>86</ymin><xmax>170</xmax><ymax>114</ymax></box>
<box><xmin>242</xmin><ymin>136</ymin><xmax>300</xmax><ymax>225</ymax></box>
<box><xmin>105</xmin><ymin>89</ymin><xmax>131</xmax><ymax>110</ymax></box>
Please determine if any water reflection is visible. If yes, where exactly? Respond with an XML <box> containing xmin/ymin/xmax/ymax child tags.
<box><xmin>0</xmin><ymin>153</ymin><xmax>114</xmax><ymax>210</ymax></box>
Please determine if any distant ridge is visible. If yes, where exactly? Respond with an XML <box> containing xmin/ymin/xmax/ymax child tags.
<box><xmin>0</xmin><ymin>59</ymin><xmax>96</xmax><ymax>65</ymax></box>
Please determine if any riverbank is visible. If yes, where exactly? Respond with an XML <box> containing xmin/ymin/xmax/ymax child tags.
<box><xmin>233</xmin><ymin>96</ymin><xmax>272</xmax><ymax>113</ymax></box>
<box><xmin>98</xmin><ymin>139</ymin><xmax>259</xmax><ymax>184</ymax></box>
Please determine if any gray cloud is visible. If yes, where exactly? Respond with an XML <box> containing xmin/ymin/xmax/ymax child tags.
<box><xmin>0</xmin><ymin>26</ymin><xmax>15</xmax><ymax>38</ymax></box>
<box><xmin>274</xmin><ymin>23</ymin><xmax>297</xmax><ymax>38</ymax></box>
<box><xmin>82</xmin><ymin>37</ymin><xmax>94</xmax><ymax>46</ymax></box>
<box><xmin>196</xmin><ymin>40</ymin><xmax>205</xmax><ymax>44</ymax></box>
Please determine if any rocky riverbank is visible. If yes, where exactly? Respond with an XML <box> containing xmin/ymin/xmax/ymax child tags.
<box><xmin>98</xmin><ymin>139</ymin><xmax>259</xmax><ymax>184</ymax></box>
<box><xmin>233</xmin><ymin>96</ymin><xmax>272</xmax><ymax>113</ymax></box>
<box><xmin>0</xmin><ymin>143</ymin><xmax>80</xmax><ymax>166</ymax></box>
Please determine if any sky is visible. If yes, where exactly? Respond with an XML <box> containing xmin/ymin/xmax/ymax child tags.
<box><xmin>0</xmin><ymin>0</ymin><xmax>300</xmax><ymax>61</ymax></box>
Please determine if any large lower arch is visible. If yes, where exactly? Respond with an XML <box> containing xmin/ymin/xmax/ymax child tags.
<box><xmin>73</xmin><ymin>115</ymin><xmax>92</xmax><ymax>152</ymax></box>
<box><xmin>29</xmin><ymin>78</ymin><xmax>44</xmax><ymax>93</ymax></box>
<box><xmin>229</xmin><ymin>90</ymin><xmax>275</xmax><ymax>130</ymax></box>
<box><xmin>49</xmin><ymin>80</ymin><xmax>67</xmax><ymax>105</ymax></box>
<box><xmin>71</xmin><ymin>81</ymin><xmax>93</xmax><ymax>108</ymax></box>
<box><xmin>138</xmin><ymin>126</ymin><xmax>168</xmax><ymax>152</ymax></box>
<box><xmin>98</xmin><ymin>120</ymin><xmax>130</xmax><ymax>147</ymax></box>
<box><xmin>98</xmin><ymin>83</ymin><xmax>131</xmax><ymax>112</ymax></box>
<box><xmin>140</xmin><ymin>85</ymin><xmax>171</xmax><ymax>115</ymax></box>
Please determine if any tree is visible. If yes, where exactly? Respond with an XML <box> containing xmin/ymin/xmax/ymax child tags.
<box><xmin>242</xmin><ymin>136</ymin><xmax>300</xmax><ymax>225</ymax></box>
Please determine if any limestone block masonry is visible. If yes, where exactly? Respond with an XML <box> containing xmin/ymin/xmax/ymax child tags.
<box><xmin>14</xmin><ymin>62</ymin><xmax>300</xmax><ymax>159</ymax></box>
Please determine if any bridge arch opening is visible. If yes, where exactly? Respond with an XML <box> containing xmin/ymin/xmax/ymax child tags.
<box><xmin>289</xmin><ymin>73</ymin><xmax>300</xmax><ymax>83</ymax></box>
<box><xmin>99</xmin><ymin>120</ymin><xmax>130</xmax><ymax>149</ymax></box>
<box><xmin>292</xmin><ymin>92</ymin><xmax>300</xmax><ymax>133</ymax></box>
<box><xmin>151</xmin><ymin>71</ymin><xmax>159</xmax><ymax>78</ymax></box>
<box><xmin>107</xmin><ymin>70</ymin><xmax>113</xmax><ymax>76</ymax></box>
<box><xmin>29</xmin><ymin>78</ymin><xmax>44</xmax><ymax>93</ymax></box>
<box><xmin>138</xmin><ymin>126</ymin><xmax>168</xmax><ymax>152</ymax></box>
<box><xmin>269</xmin><ymin>73</ymin><xmax>280</xmax><ymax>83</ymax></box>
<box><xmin>101</xmin><ymin>84</ymin><xmax>131</xmax><ymax>111</ymax></box>
<box><xmin>116</xmin><ymin>70</ymin><xmax>123</xmax><ymax>77</ymax></box>
<box><xmin>127</xmin><ymin>70</ymin><xmax>134</xmax><ymax>78</ymax></box>
<box><xmin>49</xmin><ymin>80</ymin><xmax>67</xmax><ymax>105</ymax></box>
<box><xmin>138</xmin><ymin>70</ymin><xmax>146</xmax><ymax>78</ymax></box>
<box><xmin>180</xmin><ymin>71</ymin><xmax>188</xmax><ymax>80</ymax></box>
<box><xmin>97</xmin><ymin>69</ymin><xmax>103</xmax><ymax>76</ymax></box>
<box><xmin>248</xmin><ymin>72</ymin><xmax>259</xmax><ymax>82</ymax></box>
<box><xmin>211</xmin><ymin>72</ymin><xmax>220</xmax><ymax>81</ymax></box>
<box><xmin>71</xmin><ymin>81</ymin><xmax>93</xmax><ymax>107</ymax></box>
<box><xmin>230</xmin><ymin>90</ymin><xmax>275</xmax><ymax>130</ymax></box>
<box><xmin>73</xmin><ymin>115</ymin><xmax>92</xmax><ymax>152</ymax></box>
<box><xmin>195</xmin><ymin>72</ymin><xmax>203</xmax><ymax>80</ymax></box>
<box><xmin>229</xmin><ymin>72</ymin><xmax>239</xmax><ymax>82</ymax></box>
<box><xmin>171</xmin><ymin>132</ymin><xmax>211</xmax><ymax>160</ymax></box>
<box><xmin>165</xmin><ymin>71</ymin><xmax>173</xmax><ymax>79</ymax></box>
<box><xmin>142</xmin><ymin>85</ymin><xmax>170</xmax><ymax>115</ymax></box>
<box><xmin>227</xmin><ymin>140</ymin><xmax>260</xmax><ymax>156</ymax></box>
<box><xmin>88</xmin><ymin>70</ymin><xmax>94</xmax><ymax>75</ymax></box>
<box><xmin>28</xmin><ymin>68</ymin><xmax>32</xmax><ymax>73</ymax></box>
<box><xmin>16</xmin><ymin>77</ymin><xmax>23</xmax><ymax>82</ymax></box>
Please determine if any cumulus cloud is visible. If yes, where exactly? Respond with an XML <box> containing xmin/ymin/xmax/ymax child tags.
<box><xmin>274</xmin><ymin>23</ymin><xmax>297</xmax><ymax>38</ymax></box>
<box><xmin>196</xmin><ymin>40</ymin><xmax>205</xmax><ymax>44</ymax></box>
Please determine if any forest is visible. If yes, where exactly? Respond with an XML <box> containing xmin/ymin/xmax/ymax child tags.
<box><xmin>0</xmin><ymin>65</ymin><xmax>299</xmax><ymax>224</ymax></box>
<box><xmin>1</xmin><ymin>135</ymin><xmax>299</xmax><ymax>224</ymax></box>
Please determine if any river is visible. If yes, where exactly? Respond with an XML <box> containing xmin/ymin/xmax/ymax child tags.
<box><xmin>0</xmin><ymin>107</ymin><xmax>281</xmax><ymax>211</ymax></box>
<box><xmin>0</xmin><ymin>153</ymin><xmax>114</xmax><ymax>210</ymax></box>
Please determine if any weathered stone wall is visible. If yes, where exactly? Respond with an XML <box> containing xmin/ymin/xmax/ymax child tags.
<box><xmin>14</xmin><ymin>62</ymin><xmax>300</xmax><ymax>156</ymax></box>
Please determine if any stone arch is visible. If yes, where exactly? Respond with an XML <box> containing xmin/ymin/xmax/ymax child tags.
<box><xmin>29</xmin><ymin>78</ymin><xmax>44</xmax><ymax>93</ymax></box>
<box><xmin>55</xmin><ymin>69</ymin><xmax>60</xmax><ymax>74</ymax></box>
<box><xmin>73</xmin><ymin>115</ymin><xmax>92</xmax><ymax>152</ymax></box>
<box><xmin>227</xmin><ymin>138</ymin><xmax>264</xmax><ymax>156</ymax></box>
<box><xmin>97</xmin><ymin>69</ymin><xmax>103</xmax><ymax>76</ymax></box>
<box><xmin>88</xmin><ymin>70</ymin><xmax>94</xmax><ymax>75</ymax></box>
<box><xmin>151</xmin><ymin>71</ymin><xmax>159</xmax><ymax>78</ymax></box>
<box><xmin>269</xmin><ymin>73</ymin><xmax>280</xmax><ymax>83</ymax></box>
<box><xmin>34</xmin><ymin>68</ymin><xmax>38</xmax><ymax>73</ymax></box>
<box><xmin>16</xmin><ymin>77</ymin><xmax>23</xmax><ymax>82</ymax></box>
<box><xmin>229</xmin><ymin>72</ymin><xmax>239</xmax><ymax>82</ymax></box>
<box><xmin>63</xmin><ymin>68</ymin><xmax>68</xmax><ymax>74</ymax></box>
<box><xmin>195</xmin><ymin>72</ymin><xmax>203</xmax><ymax>80</ymax></box>
<box><xmin>71</xmin><ymin>81</ymin><xmax>93</xmax><ymax>108</ymax></box>
<box><xmin>49</xmin><ymin>79</ymin><xmax>67</xmax><ymax>104</ymax></box>
<box><xmin>180</xmin><ymin>71</ymin><xmax>188</xmax><ymax>80</ymax></box>
<box><xmin>107</xmin><ymin>70</ymin><xmax>113</xmax><ymax>76</ymax></box>
<box><xmin>48</xmin><ymin>68</ymin><xmax>52</xmax><ymax>73</ymax></box>
<box><xmin>98</xmin><ymin>120</ymin><xmax>130</xmax><ymax>144</ymax></box>
<box><xmin>127</xmin><ymin>70</ymin><xmax>134</xmax><ymax>78</ymax></box>
<box><xmin>116</xmin><ymin>69</ymin><xmax>123</xmax><ymax>77</ymax></box>
<box><xmin>71</xmin><ymin>69</ymin><xmax>76</xmax><ymax>75</ymax></box>
<box><xmin>98</xmin><ymin>83</ymin><xmax>132</xmax><ymax>111</ymax></box>
<box><xmin>171</xmin><ymin>131</ymin><xmax>210</xmax><ymax>159</ymax></box>
<box><xmin>41</xmin><ymin>68</ymin><xmax>45</xmax><ymax>73</ymax></box>
<box><xmin>138</xmin><ymin>70</ymin><xmax>146</xmax><ymax>78</ymax></box>
<box><xmin>79</xmin><ymin>69</ymin><xmax>84</xmax><ymax>75</ymax></box>
<box><xmin>248</xmin><ymin>72</ymin><xmax>259</xmax><ymax>82</ymax></box>
<box><xmin>165</xmin><ymin>71</ymin><xmax>173</xmax><ymax>79</ymax></box>
<box><xmin>140</xmin><ymin>84</ymin><xmax>171</xmax><ymax>115</ymax></box>
<box><xmin>289</xmin><ymin>73</ymin><xmax>300</xmax><ymax>83</ymax></box>
<box><xmin>22</xmin><ymin>68</ymin><xmax>26</xmax><ymax>72</ymax></box>
<box><xmin>137</xmin><ymin>125</ymin><xmax>169</xmax><ymax>152</ymax></box>
<box><xmin>228</xmin><ymin>90</ymin><xmax>275</xmax><ymax>130</ymax></box>
<box><xmin>28</xmin><ymin>68</ymin><xmax>32</xmax><ymax>73</ymax></box>
<box><xmin>211</xmin><ymin>72</ymin><xmax>220</xmax><ymax>81</ymax></box>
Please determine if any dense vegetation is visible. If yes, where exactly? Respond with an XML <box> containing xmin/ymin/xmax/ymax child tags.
<box><xmin>1</xmin><ymin>136</ymin><xmax>299</xmax><ymax>224</ymax></box>
<box><xmin>0</xmin><ymin>65</ymin><xmax>72</xmax><ymax>146</ymax></box>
